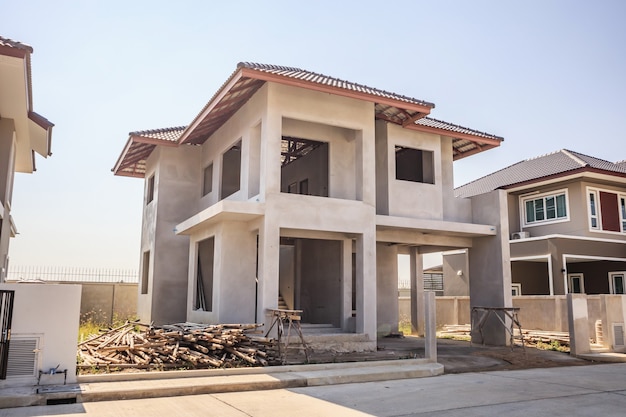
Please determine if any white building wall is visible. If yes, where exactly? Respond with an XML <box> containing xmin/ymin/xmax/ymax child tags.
<box><xmin>0</xmin><ymin>283</ymin><xmax>80</xmax><ymax>388</ymax></box>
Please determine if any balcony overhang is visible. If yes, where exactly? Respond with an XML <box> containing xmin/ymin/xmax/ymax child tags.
<box><xmin>175</xmin><ymin>200</ymin><xmax>265</xmax><ymax>235</ymax></box>
<box><xmin>376</xmin><ymin>215</ymin><xmax>496</xmax><ymax>247</ymax></box>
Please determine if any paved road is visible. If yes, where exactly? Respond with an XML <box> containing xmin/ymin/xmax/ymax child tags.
<box><xmin>2</xmin><ymin>364</ymin><xmax>625</xmax><ymax>416</ymax></box>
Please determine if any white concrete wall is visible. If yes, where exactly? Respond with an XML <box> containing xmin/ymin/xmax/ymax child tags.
<box><xmin>0</xmin><ymin>283</ymin><xmax>81</xmax><ymax>388</ymax></box>
<box><xmin>376</xmin><ymin>243</ymin><xmax>399</xmax><ymax>336</ymax></box>
<box><xmin>138</xmin><ymin>145</ymin><xmax>201</xmax><ymax>325</ymax></box>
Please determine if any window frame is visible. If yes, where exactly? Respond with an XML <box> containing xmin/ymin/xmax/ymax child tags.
<box><xmin>609</xmin><ymin>272</ymin><xmax>626</xmax><ymax>295</ymax></box>
<box><xmin>520</xmin><ymin>189</ymin><xmax>569</xmax><ymax>228</ymax></box>
<box><xmin>567</xmin><ymin>273</ymin><xmax>585</xmax><ymax>294</ymax></box>
<box><xmin>511</xmin><ymin>283</ymin><xmax>522</xmax><ymax>296</ymax></box>
<box><xmin>586</xmin><ymin>187</ymin><xmax>626</xmax><ymax>234</ymax></box>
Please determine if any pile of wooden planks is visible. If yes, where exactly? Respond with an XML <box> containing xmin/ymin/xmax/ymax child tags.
<box><xmin>78</xmin><ymin>321</ymin><xmax>278</xmax><ymax>371</ymax></box>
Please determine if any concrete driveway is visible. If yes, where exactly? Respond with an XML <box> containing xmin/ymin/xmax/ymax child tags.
<box><xmin>2</xmin><ymin>363</ymin><xmax>625</xmax><ymax>417</ymax></box>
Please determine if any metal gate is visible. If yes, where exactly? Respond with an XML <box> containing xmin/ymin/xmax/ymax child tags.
<box><xmin>0</xmin><ymin>290</ymin><xmax>15</xmax><ymax>380</ymax></box>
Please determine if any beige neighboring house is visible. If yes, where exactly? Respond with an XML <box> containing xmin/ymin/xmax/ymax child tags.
<box><xmin>0</xmin><ymin>36</ymin><xmax>53</xmax><ymax>280</ymax></box>
<box><xmin>0</xmin><ymin>37</ymin><xmax>80</xmax><ymax>388</ymax></box>
<box><xmin>454</xmin><ymin>149</ymin><xmax>626</xmax><ymax>296</ymax></box>
<box><xmin>114</xmin><ymin>62</ymin><xmax>514</xmax><ymax>348</ymax></box>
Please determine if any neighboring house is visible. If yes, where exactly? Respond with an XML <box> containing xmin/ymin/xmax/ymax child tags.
<box><xmin>455</xmin><ymin>149</ymin><xmax>626</xmax><ymax>296</ymax></box>
<box><xmin>0</xmin><ymin>36</ymin><xmax>53</xmax><ymax>281</ymax></box>
<box><xmin>0</xmin><ymin>36</ymin><xmax>79</xmax><ymax>388</ymax></box>
<box><xmin>113</xmin><ymin>62</ymin><xmax>512</xmax><ymax>347</ymax></box>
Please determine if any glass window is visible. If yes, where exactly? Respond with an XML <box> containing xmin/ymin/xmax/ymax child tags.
<box><xmin>589</xmin><ymin>191</ymin><xmax>599</xmax><ymax>229</ymax></box>
<box><xmin>522</xmin><ymin>191</ymin><xmax>567</xmax><ymax>226</ymax></box>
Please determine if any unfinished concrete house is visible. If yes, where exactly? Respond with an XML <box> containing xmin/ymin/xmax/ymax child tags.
<box><xmin>113</xmin><ymin>62</ymin><xmax>512</xmax><ymax>348</ymax></box>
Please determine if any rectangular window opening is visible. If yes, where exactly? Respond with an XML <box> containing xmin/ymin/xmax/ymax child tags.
<box><xmin>395</xmin><ymin>146</ymin><xmax>434</xmax><ymax>184</ymax></box>
<box><xmin>203</xmin><ymin>164</ymin><xmax>213</xmax><ymax>196</ymax></box>
<box><xmin>141</xmin><ymin>251</ymin><xmax>150</xmax><ymax>294</ymax></box>
<box><xmin>146</xmin><ymin>175</ymin><xmax>155</xmax><ymax>204</ymax></box>
<box><xmin>280</xmin><ymin>136</ymin><xmax>328</xmax><ymax>197</ymax></box>
<box><xmin>220</xmin><ymin>141</ymin><xmax>241</xmax><ymax>200</ymax></box>
<box><xmin>195</xmin><ymin>237</ymin><xmax>214</xmax><ymax>312</ymax></box>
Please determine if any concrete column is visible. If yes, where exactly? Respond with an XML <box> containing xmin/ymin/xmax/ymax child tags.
<box><xmin>257</xmin><ymin>219</ymin><xmax>280</xmax><ymax>335</ymax></box>
<box><xmin>567</xmin><ymin>293</ymin><xmax>590</xmax><ymax>356</ymax></box>
<box><xmin>469</xmin><ymin>190</ymin><xmax>512</xmax><ymax>346</ymax></box>
<box><xmin>424</xmin><ymin>291</ymin><xmax>437</xmax><ymax>362</ymax></box>
<box><xmin>341</xmin><ymin>238</ymin><xmax>353</xmax><ymax>331</ymax></box>
<box><xmin>355</xmin><ymin>228</ymin><xmax>376</xmax><ymax>340</ymax></box>
<box><xmin>409</xmin><ymin>247</ymin><xmax>424</xmax><ymax>336</ymax></box>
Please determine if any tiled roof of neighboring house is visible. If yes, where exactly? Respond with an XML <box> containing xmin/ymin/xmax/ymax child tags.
<box><xmin>0</xmin><ymin>35</ymin><xmax>33</xmax><ymax>54</ymax></box>
<box><xmin>114</xmin><ymin>62</ymin><xmax>503</xmax><ymax>177</ymax></box>
<box><xmin>455</xmin><ymin>149</ymin><xmax>626</xmax><ymax>198</ymax></box>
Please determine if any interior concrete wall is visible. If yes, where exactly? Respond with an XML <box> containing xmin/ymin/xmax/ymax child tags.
<box><xmin>279</xmin><ymin>245</ymin><xmax>295</xmax><ymax>310</ymax></box>
<box><xmin>468</xmin><ymin>190</ymin><xmax>512</xmax><ymax>345</ymax></box>
<box><xmin>374</xmin><ymin>120</ymin><xmax>389</xmax><ymax>215</ymax></box>
<box><xmin>0</xmin><ymin>283</ymin><xmax>81</xmax><ymax>388</ymax></box>
<box><xmin>376</xmin><ymin>243</ymin><xmax>399</xmax><ymax>336</ymax></box>
<box><xmin>299</xmin><ymin>239</ymin><xmax>342</xmax><ymax>327</ymax></box>
<box><xmin>282</xmin><ymin>117</ymin><xmax>357</xmax><ymax>200</ymax></box>
<box><xmin>280</xmin><ymin>142</ymin><xmax>329</xmax><ymax>197</ymax></box>
<box><xmin>442</xmin><ymin>251</ymin><xmax>469</xmax><ymax>296</ymax></box>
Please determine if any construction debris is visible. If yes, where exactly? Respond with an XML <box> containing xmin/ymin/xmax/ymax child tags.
<box><xmin>77</xmin><ymin>321</ymin><xmax>279</xmax><ymax>371</ymax></box>
<box><xmin>439</xmin><ymin>324</ymin><xmax>570</xmax><ymax>348</ymax></box>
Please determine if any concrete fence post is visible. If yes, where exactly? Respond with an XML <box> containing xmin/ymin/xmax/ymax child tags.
<box><xmin>424</xmin><ymin>291</ymin><xmax>437</xmax><ymax>362</ymax></box>
<box><xmin>567</xmin><ymin>293</ymin><xmax>591</xmax><ymax>356</ymax></box>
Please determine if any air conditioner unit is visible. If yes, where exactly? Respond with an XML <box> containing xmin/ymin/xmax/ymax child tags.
<box><xmin>511</xmin><ymin>231</ymin><xmax>530</xmax><ymax>240</ymax></box>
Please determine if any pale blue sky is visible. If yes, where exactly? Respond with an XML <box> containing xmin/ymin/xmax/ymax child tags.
<box><xmin>3</xmin><ymin>1</ymin><xmax>625</xmax><ymax>269</ymax></box>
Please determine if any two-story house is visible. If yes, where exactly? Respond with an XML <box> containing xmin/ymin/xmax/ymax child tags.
<box><xmin>455</xmin><ymin>149</ymin><xmax>626</xmax><ymax>296</ymax></box>
<box><xmin>0</xmin><ymin>36</ymin><xmax>53</xmax><ymax>281</ymax></box>
<box><xmin>113</xmin><ymin>62</ymin><xmax>512</xmax><ymax>348</ymax></box>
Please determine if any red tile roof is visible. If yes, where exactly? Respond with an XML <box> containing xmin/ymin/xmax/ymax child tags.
<box><xmin>114</xmin><ymin>62</ymin><xmax>502</xmax><ymax>177</ymax></box>
<box><xmin>455</xmin><ymin>149</ymin><xmax>626</xmax><ymax>198</ymax></box>
<box><xmin>0</xmin><ymin>36</ymin><xmax>33</xmax><ymax>54</ymax></box>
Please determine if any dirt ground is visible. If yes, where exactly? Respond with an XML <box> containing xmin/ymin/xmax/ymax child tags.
<box><xmin>297</xmin><ymin>336</ymin><xmax>593</xmax><ymax>374</ymax></box>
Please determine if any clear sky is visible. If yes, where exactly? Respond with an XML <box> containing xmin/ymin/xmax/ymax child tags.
<box><xmin>2</xmin><ymin>1</ymin><xmax>625</xmax><ymax>269</ymax></box>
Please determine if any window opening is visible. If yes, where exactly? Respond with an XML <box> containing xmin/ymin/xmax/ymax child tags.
<box><xmin>280</xmin><ymin>137</ymin><xmax>328</xmax><ymax>197</ymax></box>
<box><xmin>146</xmin><ymin>175</ymin><xmax>155</xmax><ymax>204</ymax></box>
<box><xmin>203</xmin><ymin>164</ymin><xmax>213</xmax><ymax>196</ymax></box>
<box><xmin>395</xmin><ymin>146</ymin><xmax>434</xmax><ymax>184</ymax></box>
<box><xmin>140</xmin><ymin>251</ymin><xmax>150</xmax><ymax>294</ymax></box>
<box><xmin>221</xmin><ymin>142</ymin><xmax>241</xmax><ymax>200</ymax></box>
<box><xmin>195</xmin><ymin>237</ymin><xmax>214</xmax><ymax>311</ymax></box>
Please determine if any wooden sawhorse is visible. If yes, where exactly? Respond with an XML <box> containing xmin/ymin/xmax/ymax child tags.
<box><xmin>265</xmin><ymin>308</ymin><xmax>310</xmax><ymax>364</ymax></box>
